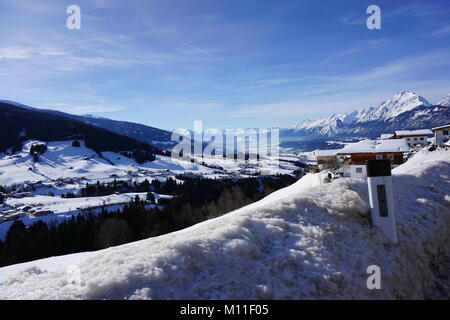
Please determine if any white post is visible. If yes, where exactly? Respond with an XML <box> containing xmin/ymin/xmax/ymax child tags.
<box><xmin>367</xmin><ymin>160</ymin><xmax>398</xmax><ymax>243</ymax></box>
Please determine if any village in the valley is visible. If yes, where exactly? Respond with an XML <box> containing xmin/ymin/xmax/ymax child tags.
<box><xmin>313</xmin><ymin>123</ymin><xmax>450</xmax><ymax>179</ymax></box>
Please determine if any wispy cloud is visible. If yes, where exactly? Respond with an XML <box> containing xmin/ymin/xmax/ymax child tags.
<box><xmin>231</xmin><ymin>91</ymin><xmax>389</xmax><ymax>118</ymax></box>
<box><xmin>431</xmin><ymin>25</ymin><xmax>450</xmax><ymax>37</ymax></box>
<box><xmin>1</xmin><ymin>0</ymin><xmax>449</xmax><ymax>129</ymax></box>
<box><xmin>321</xmin><ymin>39</ymin><xmax>388</xmax><ymax>67</ymax></box>
<box><xmin>346</xmin><ymin>50</ymin><xmax>450</xmax><ymax>82</ymax></box>
<box><xmin>337</xmin><ymin>13</ymin><xmax>365</xmax><ymax>26</ymax></box>
<box><xmin>385</xmin><ymin>2</ymin><xmax>446</xmax><ymax>19</ymax></box>
<box><xmin>338</xmin><ymin>2</ymin><xmax>448</xmax><ymax>27</ymax></box>
<box><xmin>181</xmin><ymin>42</ymin><xmax>240</xmax><ymax>68</ymax></box>
<box><xmin>255</xmin><ymin>78</ymin><xmax>306</xmax><ymax>86</ymax></box>
<box><xmin>232</xmin><ymin>50</ymin><xmax>450</xmax><ymax>120</ymax></box>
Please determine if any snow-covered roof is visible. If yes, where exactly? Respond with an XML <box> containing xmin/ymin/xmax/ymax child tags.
<box><xmin>432</xmin><ymin>123</ymin><xmax>450</xmax><ymax>131</ymax></box>
<box><xmin>338</xmin><ymin>139</ymin><xmax>409</xmax><ymax>154</ymax></box>
<box><xmin>394</xmin><ymin>129</ymin><xmax>432</xmax><ymax>137</ymax></box>
<box><xmin>313</xmin><ymin>149</ymin><xmax>340</xmax><ymax>158</ymax></box>
<box><xmin>380</xmin><ymin>133</ymin><xmax>394</xmax><ymax>139</ymax></box>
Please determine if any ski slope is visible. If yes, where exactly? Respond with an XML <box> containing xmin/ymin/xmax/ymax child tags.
<box><xmin>0</xmin><ymin>150</ymin><xmax>449</xmax><ymax>299</ymax></box>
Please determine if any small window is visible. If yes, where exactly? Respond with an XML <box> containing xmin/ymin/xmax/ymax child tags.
<box><xmin>407</xmin><ymin>138</ymin><xmax>410</xmax><ymax>141</ymax></box>
<box><xmin>420</xmin><ymin>137</ymin><xmax>424</xmax><ymax>140</ymax></box>
<box><xmin>414</xmin><ymin>138</ymin><xmax>417</xmax><ymax>141</ymax></box>
<box><xmin>355</xmin><ymin>167</ymin><xmax>363</xmax><ymax>173</ymax></box>
<box><xmin>376</xmin><ymin>155</ymin><xmax>383</xmax><ymax>160</ymax></box>
<box><xmin>387</xmin><ymin>154</ymin><xmax>394</xmax><ymax>160</ymax></box>
<box><xmin>443</xmin><ymin>130</ymin><xmax>449</xmax><ymax>135</ymax></box>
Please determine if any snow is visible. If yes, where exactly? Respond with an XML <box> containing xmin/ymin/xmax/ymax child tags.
<box><xmin>293</xmin><ymin>91</ymin><xmax>431</xmax><ymax>134</ymax></box>
<box><xmin>191</xmin><ymin>154</ymin><xmax>295</xmax><ymax>176</ymax></box>
<box><xmin>380</xmin><ymin>133</ymin><xmax>394</xmax><ymax>140</ymax></box>
<box><xmin>0</xmin><ymin>251</ymin><xmax>101</xmax><ymax>284</ymax></box>
<box><xmin>356</xmin><ymin>91</ymin><xmax>431</xmax><ymax>123</ymax></box>
<box><xmin>394</xmin><ymin>129</ymin><xmax>433</xmax><ymax>137</ymax></box>
<box><xmin>0</xmin><ymin>140</ymin><xmax>215</xmax><ymax>187</ymax></box>
<box><xmin>432</xmin><ymin>123</ymin><xmax>450</xmax><ymax>131</ymax></box>
<box><xmin>313</xmin><ymin>149</ymin><xmax>340</xmax><ymax>157</ymax></box>
<box><xmin>0</xmin><ymin>149</ymin><xmax>448</xmax><ymax>299</ymax></box>
<box><xmin>437</xmin><ymin>94</ymin><xmax>450</xmax><ymax>107</ymax></box>
<box><xmin>391</xmin><ymin>149</ymin><xmax>449</xmax><ymax>174</ymax></box>
<box><xmin>5</xmin><ymin>193</ymin><xmax>148</xmax><ymax>212</ymax></box>
<box><xmin>338</xmin><ymin>139</ymin><xmax>409</xmax><ymax>154</ymax></box>
<box><xmin>0</xmin><ymin>192</ymin><xmax>161</xmax><ymax>240</ymax></box>
<box><xmin>293</xmin><ymin>113</ymin><xmax>352</xmax><ymax>135</ymax></box>
<box><xmin>0</xmin><ymin>140</ymin><xmax>298</xmax><ymax>188</ymax></box>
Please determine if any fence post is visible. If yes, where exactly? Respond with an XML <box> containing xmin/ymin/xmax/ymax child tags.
<box><xmin>366</xmin><ymin>159</ymin><xmax>398</xmax><ymax>243</ymax></box>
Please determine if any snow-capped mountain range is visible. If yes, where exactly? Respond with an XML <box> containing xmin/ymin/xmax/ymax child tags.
<box><xmin>288</xmin><ymin>91</ymin><xmax>450</xmax><ymax>138</ymax></box>
<box><xmin>438</xmin><ymin>93</ymin><xmax>450</xmax><ymax>107</ymax></box>
<box><xmin>2</xmin><ymin>91</ymin><xmax>449</xmax><ymax>153</ymax></box>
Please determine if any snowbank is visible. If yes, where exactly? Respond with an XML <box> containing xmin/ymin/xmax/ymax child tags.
<box><xmin>0</xmin><ymin>150</ymin><xmax>449</xmax><ymax>299</ymax></box>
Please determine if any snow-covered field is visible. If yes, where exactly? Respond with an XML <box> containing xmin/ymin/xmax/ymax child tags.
<box><xmin>191</xmin><ymin>154</ymin><xmax>299</xmax><ymax>176</ymax></box>
<box><xmin>0</xmin><ymin>150</ymin><xmax>448</xmax><ymax>299</ymax></box>
<box><xmin>0</xmin><ymin>192</ymin><xmax>170</xmax><ymax>240</ymax></box>
<box><xmin>0</xmin><ymin>140</ymin><xmax>300</xmax><ymax>188</ymax></box>
<box><xmin>0</xmin><ymin>140</ymin><xmax>303</xmax><ymax>239</ymax></box>
<box><xmin>0</xmin><ymin>140</ymin><xmax>213</xmax><ymax>187</ymax></box>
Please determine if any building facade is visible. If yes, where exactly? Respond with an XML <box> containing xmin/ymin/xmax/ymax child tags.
<box><xmin>432</xmin><ymin>123</ymin><xmax>450</xmax><ymax>146</ymax></box>
<box><xmin>337</xmin><ymin>139</ymin><xmax>409</xmax><ymax>179</ymax></box>
<box><xmin>393</xmin><ymin>129</ymin><xmax>432</xmax><ymax>147</ymax></box>
<box><xmin>313</xmin><ymin>149</ymin><xmax>340</xmax><ymax>171</ymax></box>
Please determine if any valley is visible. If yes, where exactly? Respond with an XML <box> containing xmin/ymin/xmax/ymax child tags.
<box><xmin>0</xmin><ymin>91</ymin><xmax>448</xmax><ymax>299</ymax></box>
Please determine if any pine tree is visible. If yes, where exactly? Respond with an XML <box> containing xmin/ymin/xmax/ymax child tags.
<box><xmin>146</xmin><ymin>192</ymin><xmax>155</xmax><ymax>203</ymax></box>
<box><xmin>72</xmin><ymin>140</ymin><xmax>81</xmax><ymax>147</ymax></box>
<box><xmin>3</xmin><ymin>220</ymin><xmax>29</xmax><ymax>265</ymax></box>
<box><xmin>96</xmin><ymin>218</ymin><xmax>132</xmax><ymax>249</ymax></box>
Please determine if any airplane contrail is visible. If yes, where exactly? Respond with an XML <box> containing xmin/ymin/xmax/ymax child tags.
<box><xmin>182</xmin><ymin>42</ymin><xmax>240</xmax><ymax>68</ymax></box>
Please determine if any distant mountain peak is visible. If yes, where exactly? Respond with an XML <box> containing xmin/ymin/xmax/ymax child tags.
<box><xmin>356</xmin><ymin>90</ymin><xmax>431</xmax><ymax>122</ymax></box>
<box><xmin>438</xmin><ymin>94</ymin><xmax>450</xmax><ymax>107</ymax></box>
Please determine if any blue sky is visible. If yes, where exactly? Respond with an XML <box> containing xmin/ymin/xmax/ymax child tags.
<box><xmin>1</xmin><ymin>0</ymin><xmax>449</xmax><ymax>130</ymax></box>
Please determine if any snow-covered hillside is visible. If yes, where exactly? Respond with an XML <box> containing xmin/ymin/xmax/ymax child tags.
<box><xmin>0</xmin><ymin>140</ymin><xmax>297</xmax><ymax>188</ymax></box>
<box><xmin>0</xmin><ymin>140</ymin><xmax>210</xmax><ymax>187</ymax></box>
<box><xmin>0</xmin><ymin>149</ymin><xmax>448</xmax><ymax>299</ymax></box>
